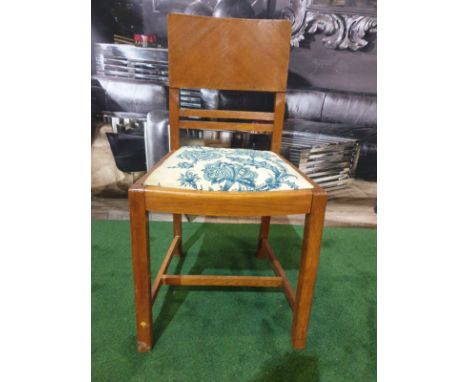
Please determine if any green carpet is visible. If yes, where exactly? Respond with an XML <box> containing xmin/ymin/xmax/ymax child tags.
<box><xmin>92</xmin><ymin>221</ymin><xmax>376</xmax><ymax>382</ymax></box>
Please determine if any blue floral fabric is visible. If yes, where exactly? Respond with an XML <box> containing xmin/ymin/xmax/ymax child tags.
<box><xmin>144</xmin><ymin>146</ymin><xmax>313</xmax><ymax>192</ymax></box>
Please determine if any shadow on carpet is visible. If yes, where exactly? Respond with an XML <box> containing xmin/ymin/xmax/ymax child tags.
<box><xmin>92</xmin><ymin>221</ymin><xmax>376</xmax><ymax>381</ymax></box>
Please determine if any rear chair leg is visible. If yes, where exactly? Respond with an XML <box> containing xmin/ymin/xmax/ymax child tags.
<box><xmin>292</xmin><ymin>192</ymin><xmax>327</xmax><ymax>349</ymax></box>
<box><xmin>256</xmin><ymin>216</ymin><xmax>271</xmax><ymax>259</ymax></box>
<box><xmin>129</xmin><ymin>187</ymin><xmax>153</xmax><ymax>352</ymax></box>
<box><xmin>173</xmin><ymin>214</ymin><xmax>183</xmax><ymax>256</ymax></box>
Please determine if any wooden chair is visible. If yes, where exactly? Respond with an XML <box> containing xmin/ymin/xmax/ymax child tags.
<box><xmin>129</xmin><ymin>14</ymin><xmax>328</xmax><ymax>352</ymax></box>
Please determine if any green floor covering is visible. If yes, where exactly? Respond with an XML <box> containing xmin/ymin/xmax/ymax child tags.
<box><xmin>92</xmin><ymin>221</ymin><xmax>376</xmax><ymax>381</ymax></box>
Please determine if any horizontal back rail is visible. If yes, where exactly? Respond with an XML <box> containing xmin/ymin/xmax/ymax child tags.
<box><xmin>179</xmin><ymin>108</ymin><xmax>275</xmax><ymax>122</ymax></box>
<box><xmin>178</xmin><ymin>120</ymin><xmax>274</xmax><ymax>133</ymax></box>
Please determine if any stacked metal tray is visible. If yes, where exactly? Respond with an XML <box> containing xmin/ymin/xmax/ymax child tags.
<box><xmin>95</xmin><ymin>43</ymin><xmax>168</xmax><ymax>83</ymax></box>
<box><xmin>281</xmin><ymin>131</ymin><xmax>360</xmax><ymax>193</ymax></box>
<box><xmin>94</xmin><ymin>43</ymin><xmax>202</xmax><ymax>109</ymax></box>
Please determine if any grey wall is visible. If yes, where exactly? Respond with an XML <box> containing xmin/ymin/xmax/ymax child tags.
<box><xmin>288</xmin><ymin>37</ymin><xmax>376</xmax><ymax>94</ymax></box>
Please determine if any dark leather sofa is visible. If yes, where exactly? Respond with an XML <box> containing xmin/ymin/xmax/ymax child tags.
<box><xmin>93</xmin><ymin>76</ymin><xmax>376</xmax><ymax>180</ymax></box>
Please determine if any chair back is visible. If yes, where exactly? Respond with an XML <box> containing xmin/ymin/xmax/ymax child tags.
<box><xmin>167</xmin><ymin>13</ymin><xmax>292</xmax><ymax>152</ymax></box>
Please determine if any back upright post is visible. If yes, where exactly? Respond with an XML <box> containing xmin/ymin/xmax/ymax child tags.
<box><xmin>271</xmin><ymin>92</ymin><xmax>286</xmax><ymax>153</ymax></box>
<box><xmin>169</xmin><ymin>87</ymin><xmax>180</xmax><ymax>150</ymax></box>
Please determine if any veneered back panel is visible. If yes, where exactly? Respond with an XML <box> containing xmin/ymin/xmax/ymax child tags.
<box><xmin>167</xmin><ymin>14</ymin><xmax>291</xmax><ymax>92</ymax></box>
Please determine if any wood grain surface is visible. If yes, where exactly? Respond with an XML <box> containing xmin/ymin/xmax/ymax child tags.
<box><xmin>168</xmin><ymin>14</ymin><xmax>291</xmax><ymax>92</ymax></box>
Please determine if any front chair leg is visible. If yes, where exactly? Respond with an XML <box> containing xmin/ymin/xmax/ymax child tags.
<box><xmin>256</xmin><ymin>216</ymin><xmax>271</xmax><ymax>259</ymax></box>
<box><xmin>129</xmin><ymin>186</ymin><xmax>153</xmax><ymax>352</ymax></box>
<box><xmin>292</xmin><ymin>192</ymin><xmax>327</xmax><ymax>349</ymax></box>
<box><xmin>173</xmin><ymin>214</ymin><xmax>183</xmax><ymax>256</ymax></box>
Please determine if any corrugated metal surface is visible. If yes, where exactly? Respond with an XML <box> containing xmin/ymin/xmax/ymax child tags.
<box><xmin>95</xmin><ymin>43</ymin><xmax>201</xmax><ymax>109</ymax></box>
<box><xmin>281</xmin><ymin>131</ymin><xmax>360</xmax><ymax>193</ymax></box>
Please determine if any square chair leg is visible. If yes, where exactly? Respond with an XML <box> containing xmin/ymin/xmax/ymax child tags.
<box><xmin>291</xmin><ymin>192</ymin><xmax>327</xmax><ymax>349</ymax></box>
<box><xmin>173</xmin><ymin>214</ymin><xmax>183</xmax><ymax>256</ymax></box>
<box><xmin>129</xmin><ymin>187</ymin><xmax>153</xmax><ymax>352</ymax></box>
<box><xmin>256</xmin><ymin>216</ymin><xmax>271</xmax><ymax>259</ymax></box>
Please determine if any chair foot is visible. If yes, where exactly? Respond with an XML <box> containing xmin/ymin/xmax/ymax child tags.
<box><xmin>292</xmin><ymin>337</ymin><xmax>307</xmax><ymax>350</ymax></box>
<box><xmin>137</xmin><ymin>335</ymin><xmax>153</xmax><ymax>352</ymax></box>
<box><xmin>137</xmin><ymin>339</ymin><xmax>153</xmax><ymax>352</ymax></box>
<box><xmin>256</xmin><ymin>216</ymin><xmax>271</xmax><ymax>259</ymax></box>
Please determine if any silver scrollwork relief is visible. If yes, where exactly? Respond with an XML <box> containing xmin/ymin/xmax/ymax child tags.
<box><xmin>280</xmin><ymin>0</ymin><xmax>377</xmax><ymax>50</ymax></box>
<box><xmin>280</xmin><ymin>0</ymin><xmax>310</xmax><ymax>47</ymax></box>
<box><xmin>306</xmin><ymin>12</ymin><xmax>377</xmax><ymax>50</ymax></box>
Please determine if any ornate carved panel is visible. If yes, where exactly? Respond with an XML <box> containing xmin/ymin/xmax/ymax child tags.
<box><xmin>280</xmin><ymin>0</ymin><xmax>377</xmax><ymax>50</ymax></box>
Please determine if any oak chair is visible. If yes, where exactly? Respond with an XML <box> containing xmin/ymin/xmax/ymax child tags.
<box><xmin>129</xmin><ymin>13</ymin><xmax>327</xmax><ymax>352</ymax></box>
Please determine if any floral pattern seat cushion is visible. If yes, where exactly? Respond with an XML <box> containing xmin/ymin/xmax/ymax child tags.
<box><xmin>144</xmin><ymin>146</ymin><xmax>313</xmax><ymax>192</ymax></box>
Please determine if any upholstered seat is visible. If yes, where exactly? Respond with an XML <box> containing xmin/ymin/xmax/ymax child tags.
<box><xmin>144</xmin><ymin>146</ymin><xmax>313</xmax><ymax>192</ymax></box>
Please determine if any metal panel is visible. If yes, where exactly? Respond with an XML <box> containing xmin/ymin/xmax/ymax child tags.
<box><xmin>94</xmin><ymin>43</ymin><xmax>202</xmax><ymax>109</ymax></box>
<box><xmin>281</xmin><ymin>131</ymin><xmax>360</xmax><ymax>194</ymax></box>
